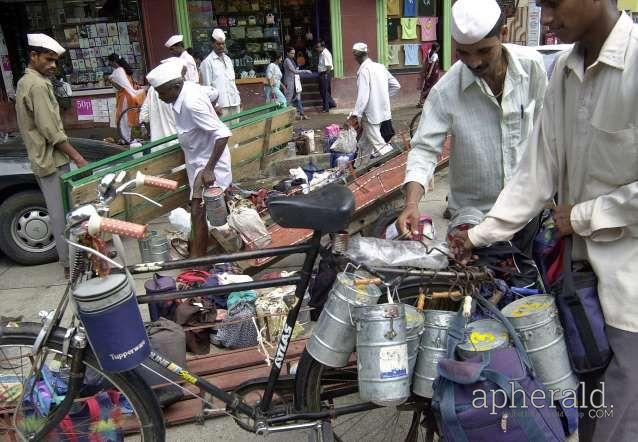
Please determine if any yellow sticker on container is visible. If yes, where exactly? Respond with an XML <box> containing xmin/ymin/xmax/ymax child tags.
<box><xmin>510</xmin><ymin>301</ymin><xmax>551</xmax><ymax>317</ymax></box>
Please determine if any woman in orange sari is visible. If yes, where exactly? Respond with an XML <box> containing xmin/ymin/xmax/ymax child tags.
<box><xmin>108</xmin><ymin>54</ymin><xmax>145</xmax><ymax>143</ymax></box>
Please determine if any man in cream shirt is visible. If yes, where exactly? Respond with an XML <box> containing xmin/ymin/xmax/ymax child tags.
<box><xmin>147</xmin><ymin>60</ymin><xmax>232</xmax><ymax>258</ymax></box>
<box><xmin>398</xmin><ymin>0</ymin><xmax>547</xmax><ymax>247</ymax></box>
<box><xmin>452</xmin><ymin>1</ymin><xmax>638</xmax><ymax>440</ymax></box>
<box><xmin>200</xmin><ymin>29</ymin><xmax>241</xmax><ymax>117</ymax></box>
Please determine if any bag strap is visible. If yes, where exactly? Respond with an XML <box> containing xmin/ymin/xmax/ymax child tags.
<box><xmin>438</xmin><ymin>378</ymin><xmax>469</xmax><ymax>442</ymax></box>
<box><xmin>473</xmin><ymin>295</ymin><xmax>537</xmax><ymax>377</ymax></box>
<box><xmin>177</xmin><ymin>270</ymin><xmax>210</xmax><ymax>286</ymax></box>
<box><xmin>561</xmin><ymin>236</ymin><xmax>605</xmax><ymax>367</ymax></box>
<box><xmin>482</xmin><ymin>369</ymin><xmax>555</xmax><ymax>441</ymax></box>
<box><xmin>85</xmin><ymin>396</ymin><xmax>102</xmax><ymax>422</ymax></box>
<box><xmin>58</xmin><ymin>416</ymin><xmax>79</xmax><ymax>442</ymax></box>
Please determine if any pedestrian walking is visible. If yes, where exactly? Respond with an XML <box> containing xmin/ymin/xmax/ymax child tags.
<box><xmin>417</xmin><ymin>42</ymin><xmax>440</xmax><ymax>107</ymax></box>
<box><xmin>264</xmin><ymin>52</ymin><xmax>286</xmax><ymax>106</ymax></box>
<box><xmin>348</xmin><ymin>42</ymin><xmax>401</xmax><ymax>167</ymax></box>
<box><xmin>450</xmin><ymin>2</ymin><xmax>638</xmax><ymax>440</ymax></box>
<box><xmin>314</xmin><ymin>40</ymin><xmax>336</xmax><ymax>112</ymax></box>
<box><xmin>15</xmin><ymin>34</ymin><xmax>89</xmax><ymax>277</ymax></box>
<box><xmin>283</xmin><ymin>47</ymin><xmax>312</xmax><ymax>120</ymax></box>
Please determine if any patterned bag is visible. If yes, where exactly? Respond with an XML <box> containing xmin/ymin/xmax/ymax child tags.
<box><xmin>216</xmin><ymin>300</ymin><xmax>258</xmax><ymax>349</ymax></box>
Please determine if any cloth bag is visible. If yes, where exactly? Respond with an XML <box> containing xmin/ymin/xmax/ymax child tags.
<box><xmin>551</xmin><ymin>236</ymin><xmax>612</xmax><ymax>374</ymax></box>
<box><xmin>330</xmin><ymin>127</ymin><xmax>357</xmax><ymax>154</ymax></box>
<box><xmin>432</xmin><ymin>296</ymin><xmax>565</xmax><ymax>442</ymax></box>
<box><xmin>227</xmin><ymin>202</ymin><xmax>271</xmax><ymax>249</ymax></box>
<box><xmin>379</xmin><ymin>119</ymin><xmax>395</xmax><ymax>143</ymax></box>
<box><xmin>294</xmin><ymin>74</ymin><xmax>302</xmax><ymax>93</ymax></box>
<box><xmin>143</xmin><ymin>273</ymin><xmax>177</xmax><ymax>322</ymax></box>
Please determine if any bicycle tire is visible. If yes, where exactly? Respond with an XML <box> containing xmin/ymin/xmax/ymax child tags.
<box><xmin>295</xmin><ymin>349</ymin><xmax>435</xmax><ymax>442</ymax></box>
<box><xmin>117</xmin><ymin>106</ymin><xmax>144</xmax><ymax>144</ymax></box>
<box><xmin>408</xmin><ymin>111</ymin><xmax>422</xmax><ymax>138</ymax></box>
<box><xmin>0</xmin><ymin>323</ymin><xmax>165</xmax><ymax>441</ymax></box>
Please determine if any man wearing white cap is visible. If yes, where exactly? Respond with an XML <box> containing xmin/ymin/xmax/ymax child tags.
<box><xmin>200</xmin><ymin>29</ymin><xmax>241</xmax><ymax>117</ymax></box>
<box><xmin>398</xmin><ymin>0</ymin><xmax>547</xmax><ymax>253</ymax></box>
<box><xmin>165</xmin><ymin>35</ymin><xmax>199</xmax><ymax>83</ymax></box>
<box><xmin>452</xmin><ymin>1</ymin><xmax>638</xmax><ymax>439</ymax></box>
<box><xmin>147</xmin><ymin>60</ymin><xmax>232</xmax><ymax>257</ymax></box>
<box><xmin>15</xmin><ymin>34</ymin><xmax>88</xmax><ymax>276</ymax></box>
<box><xmin>348</xmin><ymin>42</ymin><xmax>401</xmax><ymax>168</ymax></box>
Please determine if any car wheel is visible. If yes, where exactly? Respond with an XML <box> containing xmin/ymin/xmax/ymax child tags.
<box><xmin>0</xmin><ymin>190</ymin><xmax>58</xmax><ymax>265</ymax></box>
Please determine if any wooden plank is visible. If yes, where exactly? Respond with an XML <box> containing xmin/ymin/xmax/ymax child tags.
<box><xmin>228</xmin><ymin>120</ymin><xmax>267</xmax><ymax>146</ymax></box>
<box><xmin>69</xmin><ymin>149</ymin><xmax>185</xmax><ymax>208</ymax></box>
<box><xmin>267</xmin><ymin>126</ymin><xmax>293</xmax><ymax>151</ymax></box>
<box><xmin>130</xmin><ymin>189</ymin><xmax>189</xmax><ymax>224</ymax></box>
<box><xmin>232</xmin><ymin>158</ymin><xmax>262</xmax><ymax>181</ymax></box>
<box><xmin>230</xmin><ymin>137</ymin><xmax>264</xmax><ymax>166</ymax></box>
<box><xmin>270</xmin><ymin>108</ymin><xmax>295</xmax><ymax>131</ymax></box>
<box><xmin>261</xmin><ymin>147</ymin><xmax>289</xmax><ymax>171</ymax></box>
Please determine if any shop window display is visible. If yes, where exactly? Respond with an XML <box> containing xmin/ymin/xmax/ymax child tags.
<box><xmin>386</xmin><ymin>0</ymin><xmax>440</xmax><ymax>72</ymax></box>
<box><xmin>0</xmin><ymin>0</ymin><xmax>146</xmax><ymax>91</ymax></box>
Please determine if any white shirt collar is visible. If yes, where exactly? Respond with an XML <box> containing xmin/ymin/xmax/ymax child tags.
<box><xmin>357</xmin><ymin>58</ymin><xmax>372</xmax><ymax>75</ymax></box>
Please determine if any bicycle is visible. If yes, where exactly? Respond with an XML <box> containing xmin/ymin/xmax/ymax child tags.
<box><xmin>0</xmin><ymin>171</ymin><xmax>491</xmax><ymax>441</ymax></box>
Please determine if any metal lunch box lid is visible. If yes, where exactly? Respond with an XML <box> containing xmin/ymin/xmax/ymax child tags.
<box><xmin>353</xmin><ymin>303</ymin><xmax>405</xmax><ymax>322</ymax></box>
<box><xmin>501</xmin><ymin>294</ymin><xmax>556</xmax><ymax>328</ymax></box>
<box><xmin>458</xmin><ymin>319</ymin><xmax>509</xmax><ymax>353</ymax></box>
<box><xmin>203</xmin><ymin>186</ymin><xmax>224</xmax><ymax>199</ymax></box>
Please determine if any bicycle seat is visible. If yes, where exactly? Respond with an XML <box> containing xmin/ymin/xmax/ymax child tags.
<box><xmin>267</xmin><ymin>184</ymin><xmax>355</xmax><ymax>233</ymax></box>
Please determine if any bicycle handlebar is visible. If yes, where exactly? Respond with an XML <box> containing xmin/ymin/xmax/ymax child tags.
<box><xmin>87</xmin><ymin>213</ymin><xmax>148</xmax><ymax>239</ymax></box>
<box><xmin>136</xmin><ymin>171</ymin><xmax>178</xmax><ymax>191</ymax></box>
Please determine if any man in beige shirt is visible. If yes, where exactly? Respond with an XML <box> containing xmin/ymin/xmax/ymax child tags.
<box><xmin>15</xmin><ymin>34</ymin><xmax>87</xmax><ymax>274</ymax></box>
<box><xmin>451</xmin><ymin>2</ymin><xmax>638</xmax><ymax>440</ymax></box>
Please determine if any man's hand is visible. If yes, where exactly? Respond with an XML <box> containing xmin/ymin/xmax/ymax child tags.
<box><xmin>397</xmin><ymin>204</ymin><xmax>421</xmax><ymax>237</ymax></box>
<box><xmin>554</xmin><ymin>204</ymin><xmax>574</xmax><ymax>237</ymax></box>
<box><xmin>200</xmin><ymin>168</ymin><xmax>216</xmax><ymax>188</ymax></box>
<box><xmin>214</xmin><ymin>105</ymin><xmax>223</xmax><ymax>116</ymax></box>
<box><xmin>447</xmin><ymin>229</ymin><xmax>475</xmax><ymax>265</ymax></box>
<box><xmin>347</xmin><ymin>115</ymin><xmax>359</xmax><ymax>128</ymax></box>
<box><xmin>74</xmin><ymin>155</ymin><xmax>89</xmax><ymax>168</ymax></box>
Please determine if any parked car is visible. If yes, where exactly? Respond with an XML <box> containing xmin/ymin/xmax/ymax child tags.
<box><xmin>533</xmin><ymin>44</ymin><xmax>574</xmax><ymax>79</ymax></box>
<box><xmin>0</xmin><ymin>134</ymin><xmax>125</xmax><ymax>265</ymax></box>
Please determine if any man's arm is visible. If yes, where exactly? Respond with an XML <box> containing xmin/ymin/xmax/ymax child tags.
<box><xmin>387</xmin><ymin>71</ymin><xmax>401</xmax><ymax>97</ymax></box>
<box><xmin>199</xmin><ymin>58</ymin><xmax>212</xmax><ymax>86</ymax></box>
<box><xmin>139</xmin><ymin>91</ymin><xmax>151</xmax><ymax>123</ymax></box>
<box><xmin>397</xmin><ymin>88</ymin><xmax>449</xmax><ymax>235</ymax></box>
<box><xmin>352</xmin><ymin>68</ymin><xmax>370</xmax><ymax>119</ymax></box>
<box><xmin>31</xmin><ymin>84</ymin><xmax>86</xmax><ymax>166</ymax></box>
<box><xmin>325</xmin><ymin>51</ymin><xmax>334</xmax><ymax>72</ymax></box>
<box><xmin>570</xmin><ymin>181</ymin><xmax>638</xmax><ymax>242</ymax></box>
<box><xmin>530</xmin><ymin>54</ymin><xmax>548</xmax><ymax>123</ymax></box>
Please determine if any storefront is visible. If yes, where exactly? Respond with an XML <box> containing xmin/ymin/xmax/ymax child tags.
<box><xmin>0</xmin><ymin>0</ymin><xmax>157</xmax><ymax>132</ymax></box>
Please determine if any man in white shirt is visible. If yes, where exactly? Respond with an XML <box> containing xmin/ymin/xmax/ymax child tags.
<box><xmin>398</xmin><ymin>0</ymin><xmax>547</xmax><ymax>245</ymax></box>
<box><xmin>347</xmin><ymin>42</ymin><xmax>401</xmax><ymax>168</ymax></box>
<box><xmin>200</xmin><ymin>29</ymin><xmax>241</xmax><ymax>117</ymax></box>
<box><xmin>451</xmin><ymin>2</ymin><xmax>638</xmax><ymax>440</ymax></box>
<box><xmin>147</xmin><ymin>61</ymin><xmax>232</xmax><ymax>258</ymax></box>
<box><xmin>165</xmin><ymin>35</ymin><xmax>199</xmax><ymax>83</ymax></box>
<box><xmin>314</xmin><ymin>39</ymin><xmax>336</xmax><ymax>112</ymax></box>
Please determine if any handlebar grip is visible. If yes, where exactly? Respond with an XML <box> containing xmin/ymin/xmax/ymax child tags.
<box><xmin>88</xmin><ymin>214</ymin><xmax>148</xmax><ymax>239</ymax></box>
<box><xmin>143</xmin><ymin>175</ymin><xmax>178</xmax><ymax>191</ymax></box>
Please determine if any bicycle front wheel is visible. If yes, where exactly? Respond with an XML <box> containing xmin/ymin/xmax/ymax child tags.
<box><xmin>0</xmin><ymin>323</ymin><xmax>165</xmax><ymax>441</ymax></box>
<box><xmin>295</xmin><ymin>349</ymin><xmax>436</xmax><ymax>442</ymax></box>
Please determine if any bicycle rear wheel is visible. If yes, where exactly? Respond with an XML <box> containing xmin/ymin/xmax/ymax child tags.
<box><xmin>0</xmin><ymin>323</ymin><xmax>164</xmax><ymax>441</ymax></box>
<box><xmin>295</xmin><ymin>349</ymin><xmax>437</xmax><ymax>442</ymax></box>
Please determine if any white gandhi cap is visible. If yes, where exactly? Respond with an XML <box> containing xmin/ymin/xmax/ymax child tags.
<box><xmin>212</xmin><ymin>28</ymin><xmax>226</xmax><ymax>43</ymax></box>
<box><xmin>352</xmin><ymin>42</ymin><xmax>368</xmax><ymax>52</ymax></box>
<box><xmin>146</xmin><ymin>60</ymin><xmax>184</xmax><ymax>88</ymax></box>
<box><xmin>27</xmin><ymin>33</ymin><xmax>65</xmax><ymax>55</ymax></box>
<box><xmin>451</xmin><ymin>0</ymin><xmax>503</xmax><ymax>45</ymax></box>
<box><xmin>164</xmin><ymin>35</ymin><xmax>184</xmax><ymax>48</ymax></box>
